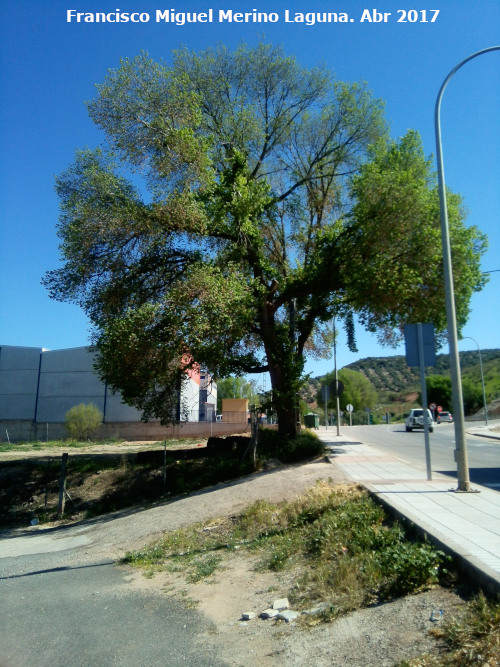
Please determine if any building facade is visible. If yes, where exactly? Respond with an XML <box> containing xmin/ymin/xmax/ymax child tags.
<box><xmin>0</xmin><ymin>345</ymin><xmax>217</xmax><ymax>441</ymax></box>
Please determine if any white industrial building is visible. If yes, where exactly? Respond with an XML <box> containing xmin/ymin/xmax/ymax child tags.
<box><xmin>0</xmin><ymin>345</ymin><xmax>217</xmax><ymax>441</ymax></box>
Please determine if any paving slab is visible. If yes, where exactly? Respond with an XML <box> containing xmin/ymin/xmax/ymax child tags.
<box><xmin>319</xmin><ymin>431</ymin><xmax>500</xmax><ymax>595</ymax></box>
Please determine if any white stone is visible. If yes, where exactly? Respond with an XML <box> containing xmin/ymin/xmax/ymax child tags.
<box><xmin>272</xmin><ymin>598</ymin><xmax>289</xmax><ymax>610</ymax></box>
<box><xmin>279</xmin><ymin>610</ymin><xmax>299</xmax><ymax>623</ymax></box>
<box><xmin>260</xmin><ymin>608</ymin><xmax>280</xmax><ymax>619</ymax></box>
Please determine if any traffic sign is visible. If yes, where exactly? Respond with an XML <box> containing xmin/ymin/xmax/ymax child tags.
<box><xmin>330</xmin><ymin>380</ymin><xmax>344</xmax><ymax>396</ymax></box>
<box><xmin>437</xmin><ymin>405</ymin><xmax>443</xmax><ymax>413</ymax></box>
<box><xmin>429</xmin><ymin>402</ymin><xmax>437</xmax><ymax>410</ymax></box>
<box><xmin>346</xmin><ymin>404</ymin><xmax>354</xmax><ymax>413</ymax></box>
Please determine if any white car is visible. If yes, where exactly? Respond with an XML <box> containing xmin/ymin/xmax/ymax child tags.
<box><xmin>438</xmin><ymin>411</ymin><xmax>453</xmax><ymax>423</ymax></box>
<box><xmin>405</xmin><ymin>408</ymin><xmax>434</xmax><ymax>432</ymax></box>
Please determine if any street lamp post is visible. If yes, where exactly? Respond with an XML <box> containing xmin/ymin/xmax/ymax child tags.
<box><xmin>434</xmin><ymin>46</ymin><xmax>500</xmax><ymax>492</ymax></box>
<box><xmin>333</xmin><ymin>318</ymin><xmax>341</xmax><ymax>436</ymax></box>
<box><xmin>461</xmin><ymin>337</ymin><xmax>488</xmax><ymax>427</ymax></box>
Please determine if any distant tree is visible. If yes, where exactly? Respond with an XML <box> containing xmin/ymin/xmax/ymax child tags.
<box><xmin>65</xmin><ymin>403</ymin><xmax>103</xmax><ymax>440</ymax></box>
<box><xmin>216</xmin><ymin>377</ymin><xmax>260</xmax><ymax>412</ymax></box>
<box><xmin>422</xmin><ymin>374</ymin><xmax>482</xmax><ymax>415</ymax></box>
<box><xmin>462</xmin><ymin>379</ymin><xmax>484</xmax><ymax>416</ymax></box>
<box><xmin>318</xmin><ymin>368</ymin><xmax>378</xmax><ymax>412</ymax></box>
<box><xmin>424</xmin><ymin>375</ymin><xmax>453</xmax><ymax>411</ymax></box>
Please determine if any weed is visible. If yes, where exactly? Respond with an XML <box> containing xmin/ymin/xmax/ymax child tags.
<box><xmin>65</xmin><ymin>403</ymin><xmax>103</xmax><ymax>440</ymax></box>
<box><xmin>125</xmin><ymin>481</ymin><xmax>451</xmax><ymax>620</ymax></box>
<box><xmin>399</xmin><ymin>592</ymin><xmax>500</xmax><ymax>666</ymax></box>
<box><xmin>187</xmin><ymin>554</ymin><xmax>223</xmax><ymax>582</ymax></box>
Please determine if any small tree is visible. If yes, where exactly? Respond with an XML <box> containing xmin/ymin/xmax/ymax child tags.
<box><xmin>65</xmin><ymin>403</ymin><xmax>103</xmax><ymax>441</ymax></box>
<box><xmin>318</xmin><ymin>368</ymin><xmax>378</xmax><ymax>413</ymax></box>
<box><xmin>425</xmin><ymin>375</ymin><xmax>453</xmax><ymax>411</ymax></box>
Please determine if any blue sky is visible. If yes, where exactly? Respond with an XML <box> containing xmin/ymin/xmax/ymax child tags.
<box><xmin>1</xmin><ymin>0</ymin><xmax>499</xmax><ymax>379</ymax></box>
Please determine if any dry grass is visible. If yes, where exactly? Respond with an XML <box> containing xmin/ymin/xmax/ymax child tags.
<box><xmin>124</xmin><ymin>481</ymin><xmax>450</xmax><ymax>618</ymax></box>
<box><xmin>400</xmin><ymin>592</ymin><xmax>500</xmax><ymax>666</ymax></box>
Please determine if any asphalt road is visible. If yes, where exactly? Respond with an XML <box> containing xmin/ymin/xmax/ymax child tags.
<box><xmin>0</xmin><ymin>553</ymin><xmax>227</xmax><ymax>667</ymax></box>
<box><xmin>345</xmin><ymin>422</ymin><xmax>500</xmax><ymax>490</ymax></box>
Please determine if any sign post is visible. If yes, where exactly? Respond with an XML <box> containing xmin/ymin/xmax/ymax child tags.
<box><xmin>405</xmin><ymin>323</ymin><xmax>435</xmax><ymax>480</ymax></box>
<box><xmin>321</xmin><ymin>384</ymin><xmax>330</xmax><ymax>430</ymax></box>
<box><xmin>346</xmin><ymin>403</ymin><xmax>354</xmax><ymax>426</ymax></box>
<box><xmin>330</xmin><ymin>380</ymin><xmax>344</xmax><ymax>434</ymax></box>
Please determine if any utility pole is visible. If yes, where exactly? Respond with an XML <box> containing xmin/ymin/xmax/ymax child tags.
<box><xmin>435</xmin><ymin>46</ymin><xmax>499</xmax><ymax>490</ymax></box>
<box><xmin>333</xmin><ymin>318</ymin><xmax>340</xmax><ymax>436</ymax></box>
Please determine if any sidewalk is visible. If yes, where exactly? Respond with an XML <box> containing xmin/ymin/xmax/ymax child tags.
<box><xmin>317</xmin><ymin>429</ymin><xmax>500</xmax><ymax>595</ymax></box>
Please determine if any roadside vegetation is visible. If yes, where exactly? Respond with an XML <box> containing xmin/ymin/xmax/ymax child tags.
<box><xmin>123</xmin><ymin>481</ymin><xmax>452</xmax><ymax>617</ymax></box>
<box><xmin>0</xmin><ymin>430</ymin><xmax>323</xmax><ymax>528</ymax></box>
<box><xmin>400</xmin><ymin>592</ymin><xmax>500</xmax><ymax>666</ymax></box>
<box><xmin>124</xmin><ymin>480</ymin><xmax>500</xmax><ymax>664</ymax></box>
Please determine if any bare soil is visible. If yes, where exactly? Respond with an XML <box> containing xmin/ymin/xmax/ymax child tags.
<box><xmin>0</xmin><ymin>439</ymin><xmax>242</xmax><ymax>527</ymax></box>
<box><xmin>126</xmin><ymin>544</ymin><xmax>466</xmax><ymax>667</ymax></box>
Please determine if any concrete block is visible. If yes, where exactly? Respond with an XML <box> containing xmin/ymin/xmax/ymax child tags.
<box><xmin>272</xmin><ymin>598</ymin><xmax>289</xmax><ymax>610</ymax></box>
<box><xmin>278</xmin><ymin>610</ymin><xmax>299</xmax><ymax>623</ymax></box>
<box><xmin>241</xmin><ymin>612</ymin><xmax>256</xmax><ymax>621</ymax></box>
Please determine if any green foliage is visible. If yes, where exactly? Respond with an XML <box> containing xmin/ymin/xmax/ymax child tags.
<box><xmin>44</xmin><ymin>42</ymin><xmax>486</xmax><ymax>437</ymax></box>
<box><xmin>257</xmin><ymin>428</ymin><xmax>324</xmax><ymax>463</ymax></box>
<box><xmin>462</xmin><ymin>356</ymin><xmax>500</xmax><ymax>404</ymax></box>
<box><xmin>376</xmin><ymin>541</ymin><xmax>446</xmax><ymax>597</ymax></box>
<box><xmin>64</xmin><ymin>403</ymin><xmax>103</xmax><ymax>440</ymax></box>
<box><xmin>317</xmin><ymin>368</ymin><xmax>378</xmax><ymax>412</ymax></box>
<box><xmin>461</xmin><ymin>378</ymin><xmax>484</xmax><ymax>416</ymax></box>
<box><xmin>422</xmin><ymin>374</ymin><xmax>486</xmax><ymax>416</ymax></box>
<box><xmin>425</xmin><ymin>375</ymin><xmax>453</xmax><ymax>411</ymax></box>
<box><xmin>347</xmin><ymin>131</ymin><xmax>488</xmax><ymax>343</ymax></box>
<box><xmin>124</xmin><ymin>483</ymin><xmax>450</xmax><ymax>616</ymax></box>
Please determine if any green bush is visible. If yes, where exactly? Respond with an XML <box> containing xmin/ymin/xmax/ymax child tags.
<box><xmin>376</xmin><ymin>540</ymin><xmax>446</xmax><ymax>598</ymax></box>
<box><xmin>257</xmin><ymin>428</ymin><xmax>324</xmax><ymax>463</ymax></box>
<box><xmin>64</xmin><ymin>403</ymin><xmax>103</xmax><ymax>441</ymax></box>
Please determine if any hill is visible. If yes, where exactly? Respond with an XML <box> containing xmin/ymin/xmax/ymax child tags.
<box><xmin>346</xmin><ymin>349</ymin><xmax>500</xmax><ymax>399</ymax></box>
<box><xmin>306</xmin><ymin>349</ymin><xmax>500</xmax><ymax>418</ymax></box>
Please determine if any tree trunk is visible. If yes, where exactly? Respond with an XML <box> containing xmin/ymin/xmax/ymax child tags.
<box><xmin>267</xmin><ymin>357</ymin><xmax>301</xmax><ymax>439</ymax></box>
<box><xmin>275</xmin><ymin>403</ymin><xmax>299</xmax><ymax>439</ymax></box>
<box><xmin>261</xmin><ymin>303</ymin><xmax>303</xmax><ymax>440</ymax></box>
